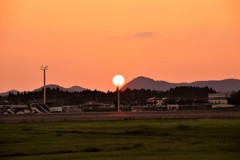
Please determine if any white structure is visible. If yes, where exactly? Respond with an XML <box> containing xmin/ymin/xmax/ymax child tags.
<box><xmin>49</xmin><ymin>106</ymin><xmax>63</xmax><ymax>113</ymax></box>
<box><xmin>167</xmin><ymin>104</ymin><xmax>179</xmax><ymax>111</ymax></box>
<box><xmin>147</xmin><ymin>97</ymin><xmax>164</xmax><ymax>106</ymax></box>
<box><xmin>40</xmin><ymin>65</ymin><xmax>48</xmax><ymax>104</ymax></box>
<box><xmin>29</xmin><ymin>103</ymin><xmax>48</xmax><ymax>113</ymax></box>
<box><xmin>211</xmin><ymin>104</ymin><xmax>234</xmax><ymax>108</ymax></box>
<box><xmin>81</xmin><ymin>101</ymin><xmax>114</xmax><ymax>111</ymax></box>
<box><xmin>208</xmin><ymin>93</ymin><xmax>229</xmax><ymax>104</ymax></box>
<box><xmin>208</xmin><ymin>93</ymin><xmax>234</xmax><ymax>108</ymax></box>
<box><xmin>0</xmin><ymin>105</ymin><xmax>30</xmax><ymax>114</ymax></box>
<box><xmin>62</xmin><ymin>105</ymin><xmax>80</xmax><ymax>112</ymax></box>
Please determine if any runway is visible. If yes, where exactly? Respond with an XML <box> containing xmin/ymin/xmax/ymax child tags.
<box><xmin>1</xmin><ymin>110</ymin><xmax>240</xmax><ymax>122</ymax></box>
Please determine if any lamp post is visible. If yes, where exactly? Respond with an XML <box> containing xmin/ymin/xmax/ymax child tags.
<box><xmin>112</xmin><ymin>75</ymin><xmax>125</xmax><ymax>112</ymax></box>
<box><xmin>40</xmin><ymin>65</ymin><xmax>48</xmax><ymax>105</ymax></box>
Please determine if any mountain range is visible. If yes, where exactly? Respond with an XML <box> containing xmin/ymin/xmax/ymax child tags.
<box><xmin>0</xmin><ymin>84</ymin><xmax>86</xmax><ymax>96</ymax></box>
<box><xmin>33</xmin><ymin>84</ymin><xmax>86</xmax><ymax>92</ymax></box>
<box><xmin>1</xmin><ymin>76</ymin><xmax>240</xmax><ymax>96</ymax></box>
<box><xmin>121</xmin><ymin>76</ymin><xmax>240</xmax><ymax>92</ymax></box>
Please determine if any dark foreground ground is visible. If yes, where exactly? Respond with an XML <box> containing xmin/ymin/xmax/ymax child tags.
<box><xmin>1</xmin><ymin>110</ymin><xmax>240</xmax><ymax>122</ymax></box>
<box><xmin>0</xmin><ymin>118</ymin><xmax>240</xmax><ymax>160</ymax></box>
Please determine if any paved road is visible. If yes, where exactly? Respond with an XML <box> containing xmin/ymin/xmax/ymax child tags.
<box><xmin>1</xmin><ymin>110</ymin><xmax>240</xmax><ymax>122</ymax></box>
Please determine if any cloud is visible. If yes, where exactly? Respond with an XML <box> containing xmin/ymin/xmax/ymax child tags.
<box><xmin>110</xmin><ymin>32</ymin><xmax>159</xmax><ymax>40</ymax></box>
<box><xmin>133</xmin><ymin>32</ymin><xmax>158</xmax><ymax>38</ymax></box>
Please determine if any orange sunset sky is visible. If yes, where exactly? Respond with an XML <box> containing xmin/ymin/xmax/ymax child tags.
<box><xmin>0</xmin><ymin>0</ymin><xmax>240</xmax><ymax>92</ymax></box>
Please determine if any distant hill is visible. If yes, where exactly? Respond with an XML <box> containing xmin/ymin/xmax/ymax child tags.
<box><xmin>0</xmin><ymin>90</ymin><xmax>20</xmax><ymax>96</ymax></box>
<box><xmin>33</xmin><ymin>84</ymin><xmax>65</xmax><ymax>92</ymax></box>
<box><xmin>121</xmin><ymin>76</ymin><xmax>240</xmax><ymax>92</ymax></box>
<box><xmin>67</xmin><ymin>86</ymin><xmax>86</xmax><ymax>92</ymax></box>
<box><xmin>0</xmin><ymin>85</ymin><xmax>86</xmax><ymax>96</ymax></box>
<box><xmin>33</xmin><ymin>84</ymin><xmax>86</xmax><ymax>92</ymax></box>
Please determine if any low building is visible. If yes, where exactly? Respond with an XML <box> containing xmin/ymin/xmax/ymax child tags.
<box><xmin>62</xmin><ymin>105</ymin><xmax>80</xmax><ymax>112</ymax></box>
<box><xmin>208</xmin><ymin>93</ymin><xmax>229</xmax><ymax>104</ymax></box>
<box><xmin>0</xmin><ymin>105</ymin><xmax>30</xmax><ymax>114</ymax></box>
<box><xmin>208</xmin><ymin>93</ymin><xmax>234</xmax><ymax>108</ymax></box>
<box><xmin>147</xmin><ymin>97</ymin><xmax>164</xmax><ymax>106</ymax></box>
<box><xmin>81</xmin><ymin>101</ymin><xmax>114</xmax><ymax>112</ymax></box>
<box><xmin>49</xmin><ymin>106</ymin><xmax>63</xmax><ymax>113</ymax></box>
<box><xmin>167</xmin><ymin>104</ymin><xmax>179</xmax><ymax>111</ymax></box>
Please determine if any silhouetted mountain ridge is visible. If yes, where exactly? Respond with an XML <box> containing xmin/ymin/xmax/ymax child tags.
<box><xmin>1</xmin><ymin>85</ymin><xmax>86</xmax><ymax>96</ymax></box>
<box><xmin>121</xmin><ymin>76</ymin><xmax>240</xmax><ymax>92</ymax></box>
<box><xmin>0</xmin><ymin>90</ymin><xmax>20</xmax><ymax>96</ymax></box>
<box><xmin>33</xmin><ymin>84</ymin><xmax>86</xmax><ymax>92</ymax></box>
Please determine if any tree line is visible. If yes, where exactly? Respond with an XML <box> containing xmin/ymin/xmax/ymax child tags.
<box><xmin>1</xmin><ymin>86</ymin><xmax>239</xmax><ymax>105</ymax></box>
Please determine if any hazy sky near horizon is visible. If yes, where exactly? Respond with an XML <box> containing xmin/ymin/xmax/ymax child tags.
<box><xmin>1</xmin><ymin>0</ymin><xmax>239</xmax><ymax>92</ymax></box>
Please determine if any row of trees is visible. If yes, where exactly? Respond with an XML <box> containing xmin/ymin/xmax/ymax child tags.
<box><xmin>229</xmin><ymin>91</ymin><xmax>240</xmax><ymax>104</ymax></box>
<box><xmin>0</xmin><ymin>86</ymin><xmax>222</xmax><ymax>105</ymax></box>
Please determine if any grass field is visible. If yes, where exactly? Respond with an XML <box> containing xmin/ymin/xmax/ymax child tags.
<box><xmin>0</xmin><ymin>118</ymin><xmax>240</xmax><ymax>160</ymax></box>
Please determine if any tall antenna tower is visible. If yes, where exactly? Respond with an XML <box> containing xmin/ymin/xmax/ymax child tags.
<box><xmin>40</xmin><ymin>65</ymin><xmax>48</xmax><ymax>104</ymax></box>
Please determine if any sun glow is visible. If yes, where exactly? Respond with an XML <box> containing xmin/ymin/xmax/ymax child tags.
<box><xmin>112</xmin><ymin>75</ymin><xmax>125</xmax><ymax>87</ymax></box>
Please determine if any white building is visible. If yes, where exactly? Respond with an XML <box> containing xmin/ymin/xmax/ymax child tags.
<box><xmin>167</xmin><ymin>104</ymin><xmax>179</xmax><ymax>111</ymax></box>
<box><xmin>62</xmin><ymin>105</ymin><xmax>80</xmax><ymax>112</ymax></box>
<box><xmin>0</xmin><ymin>105</ymin><xmax>30</xmax><ymax>114</ymax></box>
<box><xmin>147</xmin><ymin>97</ymin><xmax>164</xmax><ymax>106</ymax></box>
<box><xmin>208</xmin><ymin>93</ymin><xmax>229</xmax><ymax>104</ymax></box>
<box><xmin>49</xmin><ymin>106</ymin><xmax>63</xmax><ymax>113</ymax></box>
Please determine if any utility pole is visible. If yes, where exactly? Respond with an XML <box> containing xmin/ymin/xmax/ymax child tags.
<box><xmin>40</xmin><ymin>65</ymin><xmax>48</xmax><ymax>104</ymax></box>
<box><xmin>112</xmin><ymin>75</ymin><xmax>125</xmax><ymax>112</ymax></box>
<box><xmin>117</xmin><ymin>86</ymin><xmax>120</xmax><ymax>112</ymax></box>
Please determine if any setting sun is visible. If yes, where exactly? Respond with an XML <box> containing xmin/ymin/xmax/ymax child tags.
<box><xmin>112</xmin><ymin>75</ymin><xmax>125</xmax><ymax>87</ymax></box>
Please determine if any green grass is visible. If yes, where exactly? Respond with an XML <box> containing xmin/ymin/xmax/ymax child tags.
<box><xmin>0</xmin><ymin>118</ymin><xmax>240</xmax><ymax>160</ymax></box>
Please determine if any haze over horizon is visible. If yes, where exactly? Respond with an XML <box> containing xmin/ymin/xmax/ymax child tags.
<box><xmin>1</xmin><ymin>0</ymin><xmax>239</xmax><ymax>92</ymax></box>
